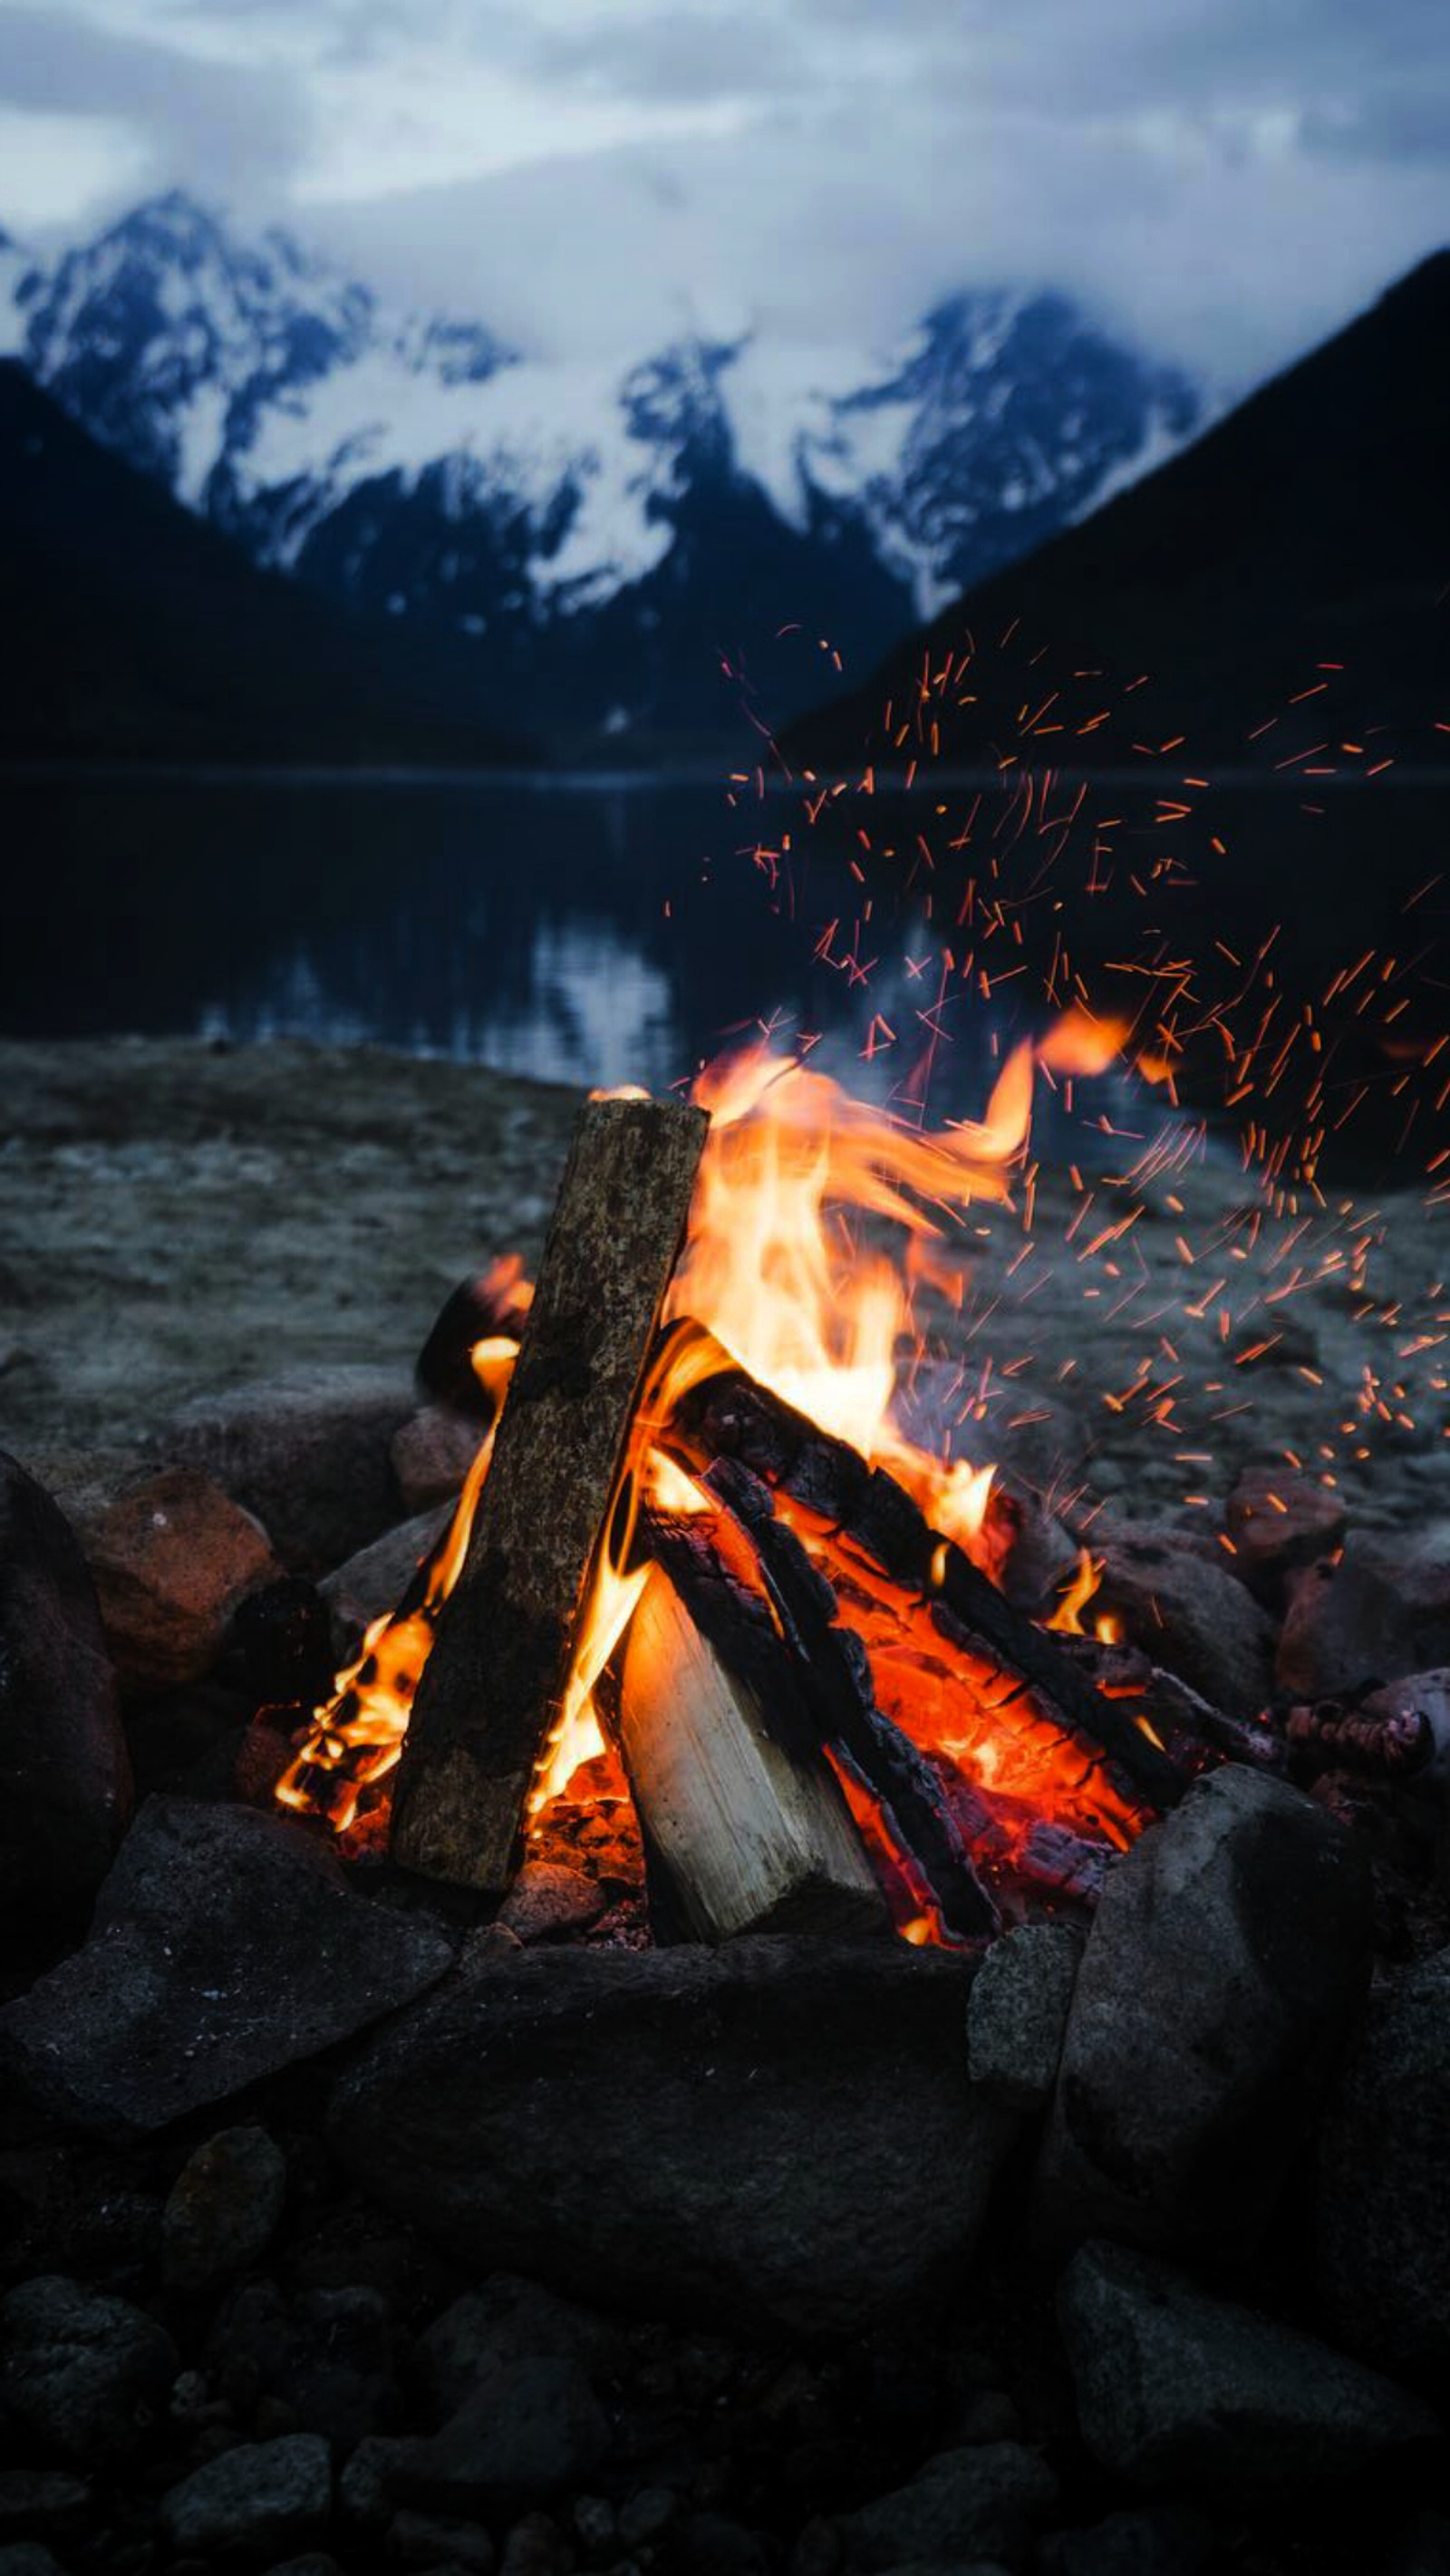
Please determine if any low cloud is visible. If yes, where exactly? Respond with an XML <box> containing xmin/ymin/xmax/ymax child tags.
<box><xmin>0</xmin><ymin>0</ymin><xmax>1444</xmax><ymax>379</ymax></box>
<box><xmin>0</xmin><ymin>4</ymin><xmax>312</xmax><ymax>199</ymax></box>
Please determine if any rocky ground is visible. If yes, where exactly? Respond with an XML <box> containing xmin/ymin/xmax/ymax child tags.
<box><xmin>3</xmin><ymin>1039</ymin><xmax>1450</xmax><ymax>2576</ymax></box>
<box><xmin>2</xmin><ymin>1036</ymin><xmax>1447</xmax><ymax>1538</ymax></box>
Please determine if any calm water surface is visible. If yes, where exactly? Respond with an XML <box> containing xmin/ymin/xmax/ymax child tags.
<box><xmin>4</xmin><ymin>769</ymin><xmax>1446</xmax><ymax>1161</ymax></box>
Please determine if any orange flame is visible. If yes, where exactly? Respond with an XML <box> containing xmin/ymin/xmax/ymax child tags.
<box><xmin>1047</xmin><ymin>1547</ymin><xmax>1102</xmax><ymax>1635</ymax></box>
<box><xmin>666</xmin><ymin>1023</ymin><xmax>1123</xmax><ymax>1550</ymax></box>
<box><xmin>277</xmin><ymin>1014</ymin><xmax>1135</xmax><ymax>1885</ymax></box>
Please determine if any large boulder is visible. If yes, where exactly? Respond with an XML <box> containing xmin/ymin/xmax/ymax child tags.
<box><xmin>153</xmin><ymin>1366</ymin><xmax>416</xmax><ymax>1572</ymax></box>
<box><xmin>965</xmin><ymin>1922</ymin><xmax>1081</xmax><ymax>2110</ymax></box>
<box><xmin>1277</xmin><ymin>1525</ymin><xmax>1450</xmax><ymax>1700</ymax></box>
<box><xmin>0</xmin><ymin>2277</ymin><xmax>178</xmax><ymax>2467</ymax></box>
<box><xmin>53</xmin><ymin>1460</ymin><xmax>282</xmax><ymax>1696</ymax></box>
<box><xmin>162</xmin><ymin>2125</ymin><xmax>288</xmax><ymax>2291</ymax></box>
<box><xmin>1224</xmin><ymin>1467</ymin><xmax>1347</xmax><ymax>1606</ymax></box>
<box><xmin>1058</xmin><ymin>2242</ymin><xmax>1438</xmax><ymax>2507</ymax></box>
<box><xmin>0</xmin><ymin>1451</ymin><xmax>130</xmax><ymax>1907</ymax></box>
<box><xmin>0</xmin><ymin>1796</ymin><xmax>455</xmax><ymax>2137</ymax></box>
<box><xmin>319</xmin><ymin>1506</ymin><xmax>450</xmax><ymax>1663</ymax></box>
<box><xmin>391</xmin><ymin>1406</ymin><xmax>484</xmax><ymax>1516</ymax></box>
<box><xmin>836</xmin><ymin>2442</ymin><xmax>1059</xmax><ymax>2571</ymax></box>
<box><xmin>332</xmin><ymin>1936</ymin><xmax>998</xmax><ymax>2339</ymax></box>
<box><xmin>1091</xmin><ymin>1528</ymin><xmax>1275</xmax><ymax>1713</ymax></box>
<box><xmin>159</xmin><ymin>2435</ymin><xmax>331</xmax><ymax>2558</ymax></box>
<box><xmin>1315</xmin><ymin>1944</ymin><xmax>1450</xmax><ymax>2367</ymax></box>
<box><xmin>1034</xmin><ymin>1767</ymin><xmax>1370</xmax><ymax>2268</ymax></box>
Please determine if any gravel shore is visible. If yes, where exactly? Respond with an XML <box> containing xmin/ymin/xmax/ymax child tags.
<box><xmin>3</xmin><ymin>1036</ymin><xmax>1446</xmax><ymax>1536</ymax></box>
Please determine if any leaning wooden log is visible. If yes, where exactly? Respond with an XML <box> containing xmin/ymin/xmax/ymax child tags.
<box><xmin>666</xmin><ymin>1360</ymin><xmax>1186</xmax><ymax>1814</ymax></box>
<box><xmin>390</xmin><ymin>1093</ymin><xmax>709</xmax><ymax>1892</ymax></box>
<box><xmin>616</xmin><ymin>1528</ymin><xmax>886</xmax><ymax>1942</ymax></box>
<box><xmin>698</xmin><ymin>1456</ymin><xmax>1001</xmax><ymax>1940</ymax></box>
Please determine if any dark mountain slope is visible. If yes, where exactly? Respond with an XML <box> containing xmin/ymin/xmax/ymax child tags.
<box><xmin>786</xmin><ymin>252</ymin><xmax>1450</xmax><ymax>775</ymax></box>
<box><xmin>0</xmin><ymin>362</ymin><xmax>527</xmax><ymax>766</ymax></box>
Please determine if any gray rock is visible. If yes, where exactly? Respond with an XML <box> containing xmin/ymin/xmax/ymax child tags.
<box><xmin>0</xmin><ymin>2275</ymin><xmax>177</xmax><ymax>2466</ymax></box>
<box><xmin>1277</xmin><ymin>1525</ymin><xmax>1450</xmax><ymax>1699</ymax></box>
<box><xmin>60</xmin><ymin>1460</ymin><xmax>281</xmax><ymax>1696</ymax></box>
<box><xmin>1039</xmin><ymin>2503</ymin><xmax>1213</xmax><ymax>2576</ymax></box>
<box><xmin>966</xmin><ymin>1924</ymin><xmax>1081</xmax><ymax>2108</ymax></box>
<box><xmin>618</xmin><ymin>2487</ymin><xmax>675</xmax><ymax>2546</ymax></box>
<box><xmin>0</xmin><ymin>2550</ymin><xmax>67</xmax><ymax>2576</ymax></box>
<box><xmin>388</xmin><ymin>2507</ymin><xmax>495</xmax><ymax>2569</ymax></box>
<box><xmin>0</xmin><ymin>1796</ymin><xmax>455</xmax><ymax>2137</ymax></box>
<box><xmin>155</xmin><ymin>1364</ymin><xmax>416</xmax><ymax>1572</ymax></box>
<box><xmin>1224</xmin><ymin>1467</ymin><xmax>1346</xmax><ymax>1604</ymax></box>
<box><xmin>836</xmin><ymin>2444</ymin><xmax>1058</xmax><ymax>2571</ymax></box>
<box><xmin>261</xmin><ymin>2560</ymin><xmax>343</xmax><ymax>2576</ymax></box>
<box><xmin>332</xmin><ymin>1936</ymin><xmax>999</xmax><ymax>2339</ymax></box>
<box><xmin>1035</xmin><ymin>1766</ymin><xmax>1370</xmax><ymax>2266</ymax></box>
<box><xmin>320</xmin><ymin>1506</ymin><xmax>450</xmax><ymax>1661</ymax></box>
<box><xmin>497</xmin><ymin>1861</ymin><xmax>606</xmax><ymax>1944</ymax></box>
<box><xmin>0</xmin><ymin>1449</ymin><xmax>130</xmax><ymax>1906</ymax></box>
<box><xmin>498</xmin><ymin>2512</ymin><xmax>572</xmax><ymax>2576</ymax></box>
<box><xmin>1092</xmin><ymin>1527</ymin><xmax>1275</xmax><ymax>1713</ymax></box>
<box><xmin>952</xmin><ymin>2390</ymin><xmax>1023</xmax><ymax>2445</ymax></box>
<box><xmin>1316</xmin><ymin>1944</ymin><xmax>1450</xmax><ymax>2365</ymax></box>
<box><xmin>404</xmin><ymin>2357</ymin><xmax>608</xmax><ymax>2508</ymax></box>
<box><xmin>163</xmin><ymin>2124</ymin><xmax>288</xmax><ymax>2290</ymax></box>
<box><xmin>392</xmin><ymin>1408</ymin><xmax>485</xmax><ymax>1516</ymax></box>
<box><xmin>0</xmin><ymin>2473</ymin><xmax>90</xmax><ymax>2539</ymax></box>
<box><xmin>1058</xmin><ymin>2241</ymin><xmax>1438</xmax><ymax>2506</ymax></box>
<box><xmin>339</xmin><ymin>2435</ymin><xmax>413</xmax><ymax>2527</ymax></box>
<box><xmin>211</xmin><ymin>2281</ymin><xmax>401</xmax><ymax>2452</ymax></box>
<box><xmin>673</xmin><ymin>2514</ymin><xmax>769</xmax><ymax>2576</ymax></box>
<box><xmin>160</xmin><ymin>2433</ymin><xmax>332</xmax><ymax>2556</ymax></box>
<box><xmin>976</xmin><ymin>1480</ymin><xmax>1081</xmax><ymax>1614</ymax></box>
<box><xmin>411</xmin><ymin>2278</ymin><xmax>617</xmax><ymax>2424</ymax></box>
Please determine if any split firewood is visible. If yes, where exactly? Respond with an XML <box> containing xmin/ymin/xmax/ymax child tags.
<box><xmin>666</xmin><ymin>1361</ymin><xmax>1186</xmax><ymax>1815</ymax></box>
<box><xmin>390</xmin><ymin>1093</ymin><xmax>708</xmax><ymax>1893</ymax></box>
<box><xmin>698</xmin><ymin>1455</ymin><xmax>1001</xmax><ymax>1939</ymax></box>
<box><xmin>616</xmin><ymin>1530</ymin><xmax>886</xmax><ymax>1942</ymax></box>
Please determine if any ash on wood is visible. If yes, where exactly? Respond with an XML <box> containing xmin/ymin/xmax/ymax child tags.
<box><xmin>617</xmin><ymin>1539</ymin><xmax>885</xmax><ymax>1942</ymax></box>
<box><xmin>390</xmin><ymin>1094</ymin><xmax>708</xmax><ymax>1893</ymax></box>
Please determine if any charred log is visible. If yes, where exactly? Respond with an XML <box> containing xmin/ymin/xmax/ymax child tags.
<box><xmin>415</xmin><ymin>1255</ymin><xmax>535</xmax><ymax>1417</ymax></box>
<box><xmin>390</xmin><ymin>1094</ymin><xmax>708</xmax><ymax>1893</ymax></box>
<box><xmin>1285</xmin><ymin>1694</ymin><xmax>1436</xmax><ymax>1780</ymax></box>
<box><xmin>697</xmin><ymin>1456</ymin><xmax>1001</xmax><ymax>1941</ymax></box>
<box><xmin>1054</xmin><ymin>1634</ymin><xmax>1288</xmax><ymax>1777</ymax></box>
<box><xmin>667</xmin><ymin>1363</ymin><xmax>1185</xmax><ymax>1814</ymax></box>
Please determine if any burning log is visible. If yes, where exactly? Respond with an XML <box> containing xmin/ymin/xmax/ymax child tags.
<box><xmin>697</xmin><ymin>1456</ymin><xmax>1001</xmax><ymax>1939</ymax></box>
<box><xmin>666</xmin><ymin>1363</ymin><xmax>1186</xmax><ymax>1816</ymax></box>
<box><xmin>390</xmin><ymin>1093</ymin><xmax>708</xmax><ymax>1893</ymax></box>
<box><xmin>615</xmin><ymin>1535</ymin><xmax>886</xmax><ymax>1942</ymax></box>
<box><xmin>1055</xmin><ymin>1634</ymin><xmax>1288</xmax><ymax>1777</ymax></box>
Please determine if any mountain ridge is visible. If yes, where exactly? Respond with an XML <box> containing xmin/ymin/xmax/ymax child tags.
<box><xmin>0</xmin><ymin>358</ymin><xmax>530</xmax><ymax>767</ymax></box>
<box><xmin>1</xmin><ymin>189</ymin><xmax>1204</xmax><ymax>751</ymax></box>
<box><xmin>784</xmin><ymin>247</ymin><xmax>1450</xmax><ymax>777</ymax></box>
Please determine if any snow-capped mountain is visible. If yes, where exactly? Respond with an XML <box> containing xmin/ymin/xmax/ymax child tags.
<box><xmin>3</xmin><ymin>192</ymin><xmax>1204</xmax><ymax>744</ymax></box>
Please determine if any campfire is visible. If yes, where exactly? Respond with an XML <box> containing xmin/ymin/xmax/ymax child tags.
<box><xmin>273</xmin><ymin>1027</ymin><xmax>1252</xmax><ymax>1942</ymax></box>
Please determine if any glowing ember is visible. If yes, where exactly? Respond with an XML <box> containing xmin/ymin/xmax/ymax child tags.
<box><xmin>277</xmin><ymin>1021</ymin><xmax>1146</xmax><ymax>1917</ymax></box>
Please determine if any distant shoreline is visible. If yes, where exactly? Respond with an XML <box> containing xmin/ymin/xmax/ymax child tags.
<box><xmin>5</xmin><ymin>760</ymin><xmax>1449</xmax><ymax>793</ymax></box>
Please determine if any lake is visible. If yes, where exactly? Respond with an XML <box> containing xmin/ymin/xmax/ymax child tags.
<box><xmin>5</xmin><ymin>766</ymin><xmax>1447</xmax><ymax>1170</ymax></box>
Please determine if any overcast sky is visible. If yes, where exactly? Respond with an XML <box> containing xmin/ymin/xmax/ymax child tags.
<box><xmin>1</xmin><ymin>0</ymin><xmax>1447</xmax><ymax>378</ymax></box>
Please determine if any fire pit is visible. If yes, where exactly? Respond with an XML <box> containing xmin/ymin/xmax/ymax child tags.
<box><xmin>2</xmin><ymin>1030</ymin><xmax>1447</xmax><ymax>2576</ymax></box>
